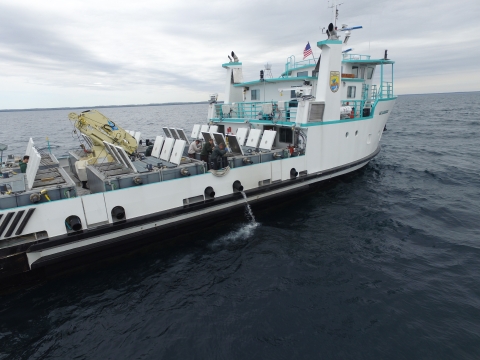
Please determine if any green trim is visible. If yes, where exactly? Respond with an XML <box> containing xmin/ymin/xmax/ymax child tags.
<box><xmin>342</xmin><ymin>59</ymin><xmax>395</xmax><ymax>65</ymax></box>
<box><xmin>233</xmin><ymin>76</ymin><xmax>316</xmax><ymax>87</ymax></box>
<box><xmin>341</xmin><ymin>78</ymin><xmax>364</xmax><ymax>82</ymax></box>
<box><xmin>222</xmin><ymin>62</ymin><xmax>242</xmax><ymax>68</ymax></box>
<box><xmin>317</xmin><ymin>39</ymin><xmax>342</xmax><ymax>46</ymax></box>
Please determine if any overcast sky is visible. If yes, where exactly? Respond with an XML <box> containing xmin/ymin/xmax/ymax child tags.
<box><xmin>0</xmin><ymin>0</ymin><xmax>479</xmax><ymax>109</ymax></box>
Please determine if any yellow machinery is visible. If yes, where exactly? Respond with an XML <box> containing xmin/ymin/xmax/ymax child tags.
<box><xmin>68</xmin><ymin>110</ymin><xmax>138</xmax><ymax>181</ymax></box>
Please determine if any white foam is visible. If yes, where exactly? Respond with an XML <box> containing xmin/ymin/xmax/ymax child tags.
<box><xmin>219</xmin><ymin>222</ymin><xmax>259</xmax><ymax>243</ymax></box>
<box><xmin>241</xmin><ymin>191</ymin><xmax>256</xmax><ymax>223</ymax></box>
<box><xmin>210</xmin><ymin>191</ymin><xmax>259</xmax><ymax>248</ymax></box>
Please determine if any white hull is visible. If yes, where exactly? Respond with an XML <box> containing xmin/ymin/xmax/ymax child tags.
<box><xmin>25</xmin><ymin>156</ymin><xmax>373</xmax><ymax>270</ymax></box>
<box><xmin>0</xmin><ymin>14</ymin><xmax>397</xmax><ymax>280</ymax></box>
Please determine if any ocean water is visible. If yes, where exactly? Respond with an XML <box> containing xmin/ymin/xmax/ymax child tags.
<box><xmin>0</xmin><ymin>92</ymin><xmax>479</xmax><ymax>359</ymax></box>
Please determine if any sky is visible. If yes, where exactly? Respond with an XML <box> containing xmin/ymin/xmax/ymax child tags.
<box><xmin>0</xmin><ymin>0</ymin><xmax>479</xmax><ymax>109</ymax></box>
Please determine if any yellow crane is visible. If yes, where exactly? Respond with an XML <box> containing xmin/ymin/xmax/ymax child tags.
<box><xmin>68</xmin><ymin>110</ymin><xmax>138</xmax><ymax>182</ymax></box>
<box><xmin>69</xmin><ymin>110</ymin><xmax>138</xmax><ymax>161</ymax></box>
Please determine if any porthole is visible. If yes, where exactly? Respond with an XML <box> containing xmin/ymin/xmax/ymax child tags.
<box><xmin>355</xmin><ymin>130</ymin><xmax>358</xmax><ymax>136</ymax></box>
<box><xmin>345</xmin><ymin>132</ymin><xmax>349</xmax><ymax>138</ymax></box>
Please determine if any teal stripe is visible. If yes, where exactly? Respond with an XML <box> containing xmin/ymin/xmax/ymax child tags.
<box><xmin>222</xmin><ymin>62</ymin><xmax>242</xmax><ymax>67</ymax></box>
<box><xmin>341</xmin><ymin>78</ymin><xmax>364</xmax><ymax>82</ymax></box>
<box><xmin>342</xmin><ymin>59</ymin><xmax>395</xmax><ymax>65</ymax></box>
<box><xmin>233</xmin><ymin>77</ymin><xmax>316</xmax><ymax>87</ymax></box>
<box><xmin>211</xmin><ymin>118</ymin><xmax>246</xmax><ymax>123</ymax></box>
<box><xmin>317</xmin><ymin>40</ymin><xmax>342</xmax><ymax>46</ymax></box>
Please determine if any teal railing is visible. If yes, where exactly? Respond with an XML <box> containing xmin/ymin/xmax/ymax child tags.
<box><xmin>341</xmin><ymin>99</ymin><xmax>365</xmax><ymax>118</ymax></box>
<box><xmin>214</xmin><ymin>101</ymin><xmax>298</xmax><ymax>122</ymax></box>
<box><xmin>342</xmin><ymin>54</ymin><xmax>371</xmax><ymax>61</ymax></box>
<box><xmin>381</xmin><ymin>82</ymin><xmax>394</xmax><ymax>98</ymax></box>
<box><xmin>371</xmin><ymin>85</ymin><xmax>378</xmax><ymax>100</ymax></box>
<box><xmin>284</xmin><ymin>56</ymin><xmax>316</xmax><ymax>76</ymax></box>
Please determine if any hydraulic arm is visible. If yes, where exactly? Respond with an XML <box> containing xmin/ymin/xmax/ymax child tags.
<box><xmin>68</xmin><ymin>110</ymin><xmax>138</xmax><ymax>163</ymax></box>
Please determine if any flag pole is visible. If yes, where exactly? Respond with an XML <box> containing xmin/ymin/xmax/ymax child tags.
<box><xmin>309</xmin><ymin>41</ymin><xmax>316</xmax><ymax>62</ymax></box>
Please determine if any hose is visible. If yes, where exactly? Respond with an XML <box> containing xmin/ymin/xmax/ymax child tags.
<box><xmin>209</xmin><ymin>166</ymin><xmax>231</xmax><ymax>177</ymax></box>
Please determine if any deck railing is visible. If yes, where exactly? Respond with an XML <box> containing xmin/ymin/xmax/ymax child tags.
<box><xmin>381</xmin><ymin>82</ymin><xmax>394</xmax><ymax>98</ymax></box>
<box><xmin>214</xmin><ymin>101</ymin><xmax>298</xmax><ymax>122</ymax></box>
<box><xmin>342</xmin><ymin>54</ymin><xmax>371</xmax><ymax>60</ymax></box>
<box><xmin>284</xmin><ymin>56</ymin><xmax>316</xmax><ymax>76</ymax></box>
<box><xmin>341</xmin><ymin>99</ymin><xmax>365</xmax><ymax>118</ymax></box>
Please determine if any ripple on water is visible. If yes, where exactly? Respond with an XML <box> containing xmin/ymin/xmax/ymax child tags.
<box><xmin>1</xmin><ymin>93</ymin><xmax>480</xmax><ymax>359</ymax></box>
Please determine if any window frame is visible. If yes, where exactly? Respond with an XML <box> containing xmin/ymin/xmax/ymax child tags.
<box><xmin>352</xmin><ymin>66</ymin><xmax>359</xmax><ymax>78</ymax></box>
<box><xmin>347</xmin><ymin>86</ymin><xmax>356</xmax><ymax>99</ymax></box>
<box><xmin>366</xmin><ymin>67</ymin><xmax>375</xmax><ymax>80</ymax></box>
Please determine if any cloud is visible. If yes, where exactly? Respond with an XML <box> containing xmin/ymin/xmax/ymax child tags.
<box><xmin>0</xmin><ymin>0</ymin><xmax>479</xmax><ymax>109</ymax></box>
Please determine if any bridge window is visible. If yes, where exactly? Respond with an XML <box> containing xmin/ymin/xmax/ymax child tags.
<box><xmin>367</xmin><ymin>67</ymin><xmax>375</xmax><ymax>79</ymax></box>
<box><xmin>347</xmin><ymin>86</ymin><xmax>356</xmax><ymax>98</ymax></box>
<box><xmin>251</xmin><ymin>89</ymin><xmax>259</xmax><ymax>100</ymax></box>
<box><xmin>359</xmin><ymin>67</ymin><xmax>365</xmax><ymax>79</ymax></box>
<box><xmin>297</xmin><ymin>71</ymin><xmax>308</xmax><ymax>77</ymax></box>
<box><xmin>352</xmin><ymin>66</ymin><xmax>359</xmax><ymax>78</ymax></box>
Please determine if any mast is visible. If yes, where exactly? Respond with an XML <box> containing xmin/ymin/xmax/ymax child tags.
<box><xmin>328</xmin><ymin>0</ymin><xmax>343</xmax><ymax>27</ymax></box>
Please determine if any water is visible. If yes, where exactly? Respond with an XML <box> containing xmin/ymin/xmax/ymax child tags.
<box><xmin>1</xmin><ymin>92</ymin><xmax>480</xmax><ymax>359</ymax></box>
<box><xmin>240</xmin><ymin>191</ymin><xmax>257</xmax><ymax>224</ymax></box>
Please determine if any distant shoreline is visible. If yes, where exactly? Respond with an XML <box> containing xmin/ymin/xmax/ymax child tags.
<box><xmin>0</xmin><ymin>101</ymin><xmax>221</xmax><ymax>113</ymax></box>
<box><xmin>1</xmin><ymin>91</ymin><xmax>478</xmax><ymax>112</ymax></box>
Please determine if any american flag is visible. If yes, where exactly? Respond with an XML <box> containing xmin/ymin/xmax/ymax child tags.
<box><xmin>303</xmin><ymin>42</ymin><xmax>313</xmax><ymax>59</ymax></box>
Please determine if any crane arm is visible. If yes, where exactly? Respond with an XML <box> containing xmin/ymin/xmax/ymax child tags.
<box><xmin>68</xmin><ymin>110</ymin><xmax>138</xmax><ymax>155</ymax></box>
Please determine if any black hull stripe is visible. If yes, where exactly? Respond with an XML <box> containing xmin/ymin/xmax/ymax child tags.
<box><xmin>0</xmin><ymin>212</ymin><xmax>15</xmax><ymax>237</ymax></box>
<box><xmin>15</xmin><ymin>208</ymin><xmax>36</xmax><ymax>236</ymax></box>
<box><xmin>5</xmin><ymin>211</ymin><xmax>25</xmax><ymax>238</ymax></box>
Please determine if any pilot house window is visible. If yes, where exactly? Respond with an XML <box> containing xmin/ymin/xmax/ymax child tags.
<box><xmin>352</xmin><ymin>66</ymin><xmax>359</xmax><ymax>78</ymax></box>
<box><xmin>367</xmin><ymin>67</ymin><xmax>374</xmax><ymax>79</ymax></box>
<box><xmin>251</xmin><ymin>89</ymin><xmax>259</xmax><ymax>100</ymax></box>
<box><xmin>297</xmin><ymin>71</ymin><xmax>308</xmax><ymax>77</ymax></box>
<box><xmin>347</xmin><ymin>86</ymin><xmax>356</xmax><ymax>98</ymax></box>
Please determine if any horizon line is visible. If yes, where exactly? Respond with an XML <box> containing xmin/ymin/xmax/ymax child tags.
<box><xmin>0</xmin><ymin>90</ymin><xmax>478</xmax><ymax>113</ymax></box>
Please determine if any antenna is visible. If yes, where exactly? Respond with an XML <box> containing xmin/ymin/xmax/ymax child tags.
<box><xmin>328</xmin><ymin>0</ymin><xmax>343</xmax><ymax>27</ymax></box>
<box><xmin>264</xmin><ymin>63</ymin><xmax>273</xmax><ymax>78</ymax></box>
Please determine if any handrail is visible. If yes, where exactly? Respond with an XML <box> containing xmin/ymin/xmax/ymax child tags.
<box><xmin>213</xmin><ymin>101</ymin><xmax>299</xmax><ymax>122</ymax></box>
<box><xmin>341</xmin><ymin>100</ymin><xmax>365</xmax><ymax>118</ymax></box>
<box><xmin>284</xmin><ymin>56</ymin><xmax>316</xmax><ymax>77</ymax></box>
<box><xmin>342</xmin><ymin>54</ymin><xmax>371</xmax><ymax>60</ymax></box>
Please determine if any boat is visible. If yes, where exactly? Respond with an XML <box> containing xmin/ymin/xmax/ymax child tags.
<box><xmin>0</xmin><ymin>3</ymin><xmax>396</xmax><ymax>282</ymax></box>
